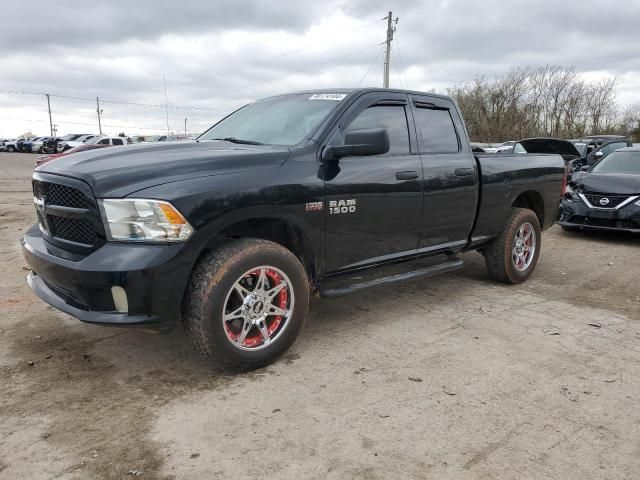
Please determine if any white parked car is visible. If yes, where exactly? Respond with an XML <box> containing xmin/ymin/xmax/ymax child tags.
<box><xmin>58</xmin><ymin>133</ymin><xmax>99</xmax><ymax>151</ymax></box>
<box><xmin>86</xmin><ymin>136</ymin><xmax>130</xmax><ymax>146</ymax></box>
<box><xmin>29</xmin><ymin>137</ymin><xmax>49</xmax><ymax>153</ymax></box>
<box><xmin>4</xmin><ymin>138</ymin><xmax>23</xmax><ymax>152</ymax></box>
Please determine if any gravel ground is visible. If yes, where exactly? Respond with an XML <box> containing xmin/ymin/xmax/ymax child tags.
<box><xmin>1</xmin><ymin>152</ymin><xmax>639</xmax><ymax>479</ymax></box>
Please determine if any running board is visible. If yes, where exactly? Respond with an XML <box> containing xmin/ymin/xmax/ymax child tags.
<box><xmin>318</xmin><ymin>256</ymin><xmax>463</xmax><ymax>298</ymax></box>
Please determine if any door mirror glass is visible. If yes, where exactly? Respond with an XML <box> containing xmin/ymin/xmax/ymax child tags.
<box><xmin>580</xmin><ymin>165</ymin><xmax>590</xmax><ymax>171</ymax></box>
<box><xmin>324</xmin><ymin>128</ymin><xmax>390</xmax><ymax>160</ymax></box>
<box><xmin>595</xmin><ymin>151</ymin><xmax>603</xmax><ymax>157</ymax></box>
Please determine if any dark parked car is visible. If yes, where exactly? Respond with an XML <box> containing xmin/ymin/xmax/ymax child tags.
<box><xmin>558</xmin><ymin>147</ymin><xmax>640</xmax><ymax>233</ymax></box>
<box><xmin>41</xmin><ymin>137</ymin><xmax>65</xmax><ymax>154</ymax></box>
<box><xmin>584</xmin><ymin>138</ymin><xmax>632</xmax><ymax>166</ymax></box>
<box><xmin>22</xmin><ymin>88</ymin><xmax>565</xmax><ymax>368</ymax></box>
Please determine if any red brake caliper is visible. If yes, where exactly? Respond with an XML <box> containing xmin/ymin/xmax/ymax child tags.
<box><xmin>225</xmin><ymin>269</ymin><xmax>288</xmax><ymax>348</ymax></box>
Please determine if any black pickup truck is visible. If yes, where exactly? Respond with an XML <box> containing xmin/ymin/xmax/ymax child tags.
<box><xmin>22</xmin><ymin>88</ymin><xmax>565</xmax><ymax>368</ymax></box>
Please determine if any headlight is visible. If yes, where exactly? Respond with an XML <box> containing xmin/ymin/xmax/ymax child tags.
<box><xmin>563</xmin><ymin>184</ymin><xmax>579</xmax><ymax>201</ymax></box>
<box><xmin>100</xmin><ymin>199</ymin><xmax>194</xmax><ymax>242</ymax></box>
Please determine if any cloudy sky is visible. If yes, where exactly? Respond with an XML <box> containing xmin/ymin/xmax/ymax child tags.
<box><xmin>1</xmin><ymin>0</ymin><xmax>639</xmax><ymax>137</ymax></box>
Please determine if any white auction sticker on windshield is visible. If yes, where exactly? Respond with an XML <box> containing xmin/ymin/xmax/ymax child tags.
<box><xmin>309</xmin><ymin>93</ymin><xmax>347</xmax><ymax>101</ymax></box>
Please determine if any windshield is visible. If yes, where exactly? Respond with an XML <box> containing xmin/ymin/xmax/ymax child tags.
<box><xmin>590</xmin><ymin>151</ymin><xmax>640</xmax><ymax>175</ymax></box>
<box><xmin>199</xmin><ymin>93</ymin><xmax>346</xmax><ymax>146</ymax></box>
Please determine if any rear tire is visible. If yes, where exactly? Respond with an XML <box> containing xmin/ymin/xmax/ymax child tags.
<box><xmin>7</xmin><ymin>146</ymin><xmax>15</xmax><ymax>152</ymax></box>
<box><xmin>484</xmin><ymin>207</ymin><xmax>541</xmax><ymax>284</ymax></box>
<box><xmin>182</xmin><ymin>238</ymin><xmax>310</xmax><ymax>369</ymax></box>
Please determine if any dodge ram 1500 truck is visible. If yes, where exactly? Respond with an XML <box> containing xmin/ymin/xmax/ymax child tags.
<box><xmin>21</xmin><ymin>88</ymin><xmax>565</xmax><ymax>368</ymax></box>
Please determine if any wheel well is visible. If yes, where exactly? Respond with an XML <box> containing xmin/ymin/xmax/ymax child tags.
<box><xmin>512</xmin><ymin>191</ymin><xmax>544</xmax><ymax>226</ymax></box>
<box><xmin>205</xmin><ymin>218</ymin><xmax>317</xmax><ymax>281</ymax></box>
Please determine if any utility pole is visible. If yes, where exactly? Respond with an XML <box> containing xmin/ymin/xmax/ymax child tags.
<box><xmin>184</xmin><ymin>118</ymin><xmax>187</xmax><ymax>136</ymax></box>
<box><xmin>52</xmin><ymin>124</ymin><xmax>58</xmax><ymax>137</ymax></box>
<box><xmin>45</xmin><ymin>94</ymin><xmax>53</xmax><ymax>136</ymax></box>
<box><xmin>96</xmin><ymin>97</ymin><xmax>103</xmax><ymax>135</ymax></box>
<box><xmin>383</xmin><ymin>11</ymin><xmax>398</xmax><ymax>88</ymax></box>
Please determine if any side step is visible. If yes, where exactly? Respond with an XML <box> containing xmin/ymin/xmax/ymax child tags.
<box><xmin>318</xmin><ymin>256</ymin><xmax>463</xmax><ymax>298</ymax></box>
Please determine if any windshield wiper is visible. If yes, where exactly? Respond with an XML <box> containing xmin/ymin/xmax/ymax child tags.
<box><xmin>213</xmin><ymin>137</ymin><xmax>265</xmax><ymax>145</ymax></box>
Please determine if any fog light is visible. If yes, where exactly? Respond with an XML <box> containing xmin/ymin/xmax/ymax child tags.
<box><xmin>111</xmin><ymin>286</ymin><xmax>128</xmax><ymax>313</ymax></box>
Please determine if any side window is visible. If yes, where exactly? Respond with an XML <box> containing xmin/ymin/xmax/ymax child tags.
<box><xmin>513</xmin><ymin>143</ymin><xmax>527</xmax><ymax>154</ymax></box>
<box><xmin>112</xmin><ymin>138</ymin><xmax>124</xmax><ymax>145</ymax></box>
<box><xmin>600</xmin><ymin>142</ymin><xmax>627</xmax><ymax>156</ymax></box>
<box><xmin>413</xmin><ymin>107</ymin><xmax>459</xmax><ymax>153</ymax></box>
<box><xmin>344</xmin><ymin>105</ymin><xmax>410</xmax><ymax>155</ymax></box>
<box><xmin>98</xmin><ymin>139</ymin><xmax>110</xmax><ymax>145</ymax></box>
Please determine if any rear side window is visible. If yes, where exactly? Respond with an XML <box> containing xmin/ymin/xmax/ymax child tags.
<box><xmin>112</xmin><ymin>138</ymin><xmax>124</xmax><ymax>145</ymax></box>
<box><xmin>599</xmin><ymin>141</ymin><xmax>627</xmax><ymax>156</ymax></box>
<box><xmin>414</xmin><ymin>107</ymin><xmax>459</xmax><ymax>153</ymax></box>
<box><xmin>345</xmin><ymin>105</ymin><xmax>410</xmax><ymax>155</ymax></box>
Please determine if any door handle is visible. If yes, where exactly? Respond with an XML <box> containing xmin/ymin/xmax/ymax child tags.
<box><xmin>454</xmin><ymin>168</ymin><xmax>474</xmax><ymax>177</ymax></box>
<box><xmin>395</xmin><ymin>171</ymin><xmax>419</xmax><ymax>180</ymax></box>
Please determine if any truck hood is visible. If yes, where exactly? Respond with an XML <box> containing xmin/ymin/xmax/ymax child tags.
<box><xmin>571</xmin><ymin>172</ymin><xmax>640</xmax><ymax>195</ymax></box>
<box><xmin>36</xmin><ymin>140</ymin><xmax>291</xmax><ymax>197</ymax></box>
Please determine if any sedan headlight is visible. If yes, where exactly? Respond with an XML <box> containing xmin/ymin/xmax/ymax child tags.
<box><xmin>563</xmin><ymin>184</ymin><xmax>579</xmax><ymax>201</ymax></box>
<box><xmin>100</xmin><ymin>199</ymin><xmax>194</xmax><ymax>242</ymax></box>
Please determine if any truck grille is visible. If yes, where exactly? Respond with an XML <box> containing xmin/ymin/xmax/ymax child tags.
<box><xmin>32</xmin><ymin>178</ymin><xmax>100</xmax><ymax>247</ymax></box>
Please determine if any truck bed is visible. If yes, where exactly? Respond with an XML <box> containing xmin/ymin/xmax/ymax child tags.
<box><xmin>470</xmin><ymin>153</ymin><xmax>565</xmax><ymax>247</ymax></box>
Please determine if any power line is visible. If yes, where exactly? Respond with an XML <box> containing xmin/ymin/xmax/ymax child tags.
<box><xmin>0</xmin><ymin>89</ymin><xmax>232</xmax><ymax>113</ymax></box>
<box><xmin>212</xmin><ymin>42</ymin><xmax>385</xmax><ymax>97</ymax></box>
<box><xmin>357</xmin><ymin>46</ymin><xmax>385</xmax><ymax>86</ymax></box>
<box><xmin>393</xmin><ymin>31</ymin><xmax>410</xmax><ymax>89</ymax></box>
<box><xmin>174</xmin><ymin>17</ymin><xmax>385</xmax><ymax>89</ymax></box>
<box><xmin>0</xmin><ymin>116</ymin><xmax>180</xmax><ymax>132</ymax></box>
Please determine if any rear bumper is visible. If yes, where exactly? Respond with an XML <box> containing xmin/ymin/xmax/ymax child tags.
<box><xmin>558</xmin><ymin>198</ymin><xmax>640</xmax><ymax>233</ymax></box>
<box><xmin>21</xmin><ymin>224</ymin><xmax>196</xmax><ymax>331</ymax></box>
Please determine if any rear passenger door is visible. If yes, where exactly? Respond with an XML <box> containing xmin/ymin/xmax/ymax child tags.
<box><xmin>323</xmin><ymin>92</ymin><xmax>423</xmax><ymax>272</ymax></box>
<box><xmin>410</xmin><ymin>95</ymin><xmax>479</xmax><ymax>251</ymax></box>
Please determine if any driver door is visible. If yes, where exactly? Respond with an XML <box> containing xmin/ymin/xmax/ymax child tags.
<box><xmin>322</xmin><ymin>92</ymin><xmax>423</xmax><ymax>272</ymax></box>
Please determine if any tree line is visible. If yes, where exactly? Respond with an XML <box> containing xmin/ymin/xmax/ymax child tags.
<box><xmin>447</xmin><ymin>65</ymin><xmax>640</xmax><ymax>143</ymax></box>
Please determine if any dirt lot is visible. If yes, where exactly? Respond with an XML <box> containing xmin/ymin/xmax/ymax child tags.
<box><xmin>1</xmin><ymin>152</ymin><xmax>639</xmax><ymax>479</ymax></box>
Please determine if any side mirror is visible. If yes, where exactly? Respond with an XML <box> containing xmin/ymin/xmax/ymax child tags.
<box><xmin>580</xmin><ymin>165</ymin><xmax>590</xmax><ymax>172</ymax></box>
<box><xmin>594</xmin><ymin>151</ymin><xmax>603</xmax><ymax>157</ymax></box>
<box><xmin>323</xmin><ymin>128</ymin><xmax>390</xmax><ymax>161</ymax></box>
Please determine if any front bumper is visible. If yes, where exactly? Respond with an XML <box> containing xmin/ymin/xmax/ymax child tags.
<box><xmin>558</xmin><ymin>197</ymin><xmax>640</xmax><ymax>233</ymax></box>
<box><xmin>21</xmin><ymin>224</ymin><xmax>196</xmax><ymax>331</ymax></box>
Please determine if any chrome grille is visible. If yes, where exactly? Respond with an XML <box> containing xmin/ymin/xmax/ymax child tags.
<box><xmin>582</xmin><ymin>193</ymin><xmax>629</xmax><ymax>209</ymax></box>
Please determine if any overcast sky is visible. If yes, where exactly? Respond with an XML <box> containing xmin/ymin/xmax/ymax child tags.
<box><xmin>1</xmin><ymin>0</ymin><xmax>639</xmax><ymax>137</ymax></box>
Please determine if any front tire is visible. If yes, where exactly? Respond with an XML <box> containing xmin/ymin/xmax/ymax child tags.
<box><xmin>182</xmin><ymin>238</ymin><xmax>310</xmax><ymax>369</ymax></box>
<box><xmin>485</xmin><ymin>207</ymin><xmax>541</xmax><ymax>284</ymax></box>
<box><xmin>7</xmin><ymin>146</ymin><xmax>15</xmax><ymax>152</ymax></box>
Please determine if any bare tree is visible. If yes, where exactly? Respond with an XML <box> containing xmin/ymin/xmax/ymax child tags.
<box><xmin>448</xmin><ymin>66</ymin><xmax>625</xmax><ymax>142</ymax></box>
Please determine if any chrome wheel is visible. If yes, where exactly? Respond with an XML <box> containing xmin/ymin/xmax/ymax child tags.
<box><xmin>512</xmin><ymin>222</ymin><xmax>536</xmax><ymax>271</ymax></box>
<box><xmin>222</xmin><ymin>266</ymin><xmax>294</xmax><ymax>351</ymax></box>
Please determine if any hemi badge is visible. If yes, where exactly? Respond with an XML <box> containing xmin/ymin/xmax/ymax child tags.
<box><xmin>305</xmin><ymin>201</ymin><xmax>323</xmax><ymax>212</ymax></box>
